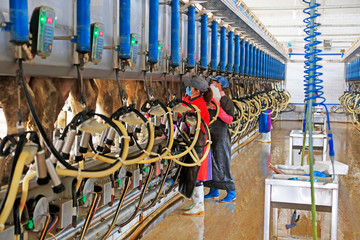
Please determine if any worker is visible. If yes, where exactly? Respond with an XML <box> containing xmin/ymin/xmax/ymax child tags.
<box><xmin>204</xmin><ymin>76</ymin><xmax>236</xmax><ymax>203</ymax></box>
<box><xmin>179</xmin><ymin>76</ymin><xmax>212</xmax><ymax>216</ymax></box>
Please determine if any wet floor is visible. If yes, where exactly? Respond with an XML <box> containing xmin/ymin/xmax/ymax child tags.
<box><xmin>142</xmin><ymin>121</ymin><xmax>360</xmax><ymax>240</ymax></box>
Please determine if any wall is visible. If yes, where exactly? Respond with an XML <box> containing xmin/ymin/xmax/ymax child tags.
<box><xmin>281</xmin><ymin>57</ymin><xmax>349</xmax><ymax>122</ymax></box>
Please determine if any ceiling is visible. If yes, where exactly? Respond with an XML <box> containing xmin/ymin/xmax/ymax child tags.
<box><xmin>241</xmin><ymin>0</ymin><xmax>360</xmax><ymax>59</ymax></box>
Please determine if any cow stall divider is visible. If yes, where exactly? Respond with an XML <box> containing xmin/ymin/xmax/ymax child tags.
<box><xmin>0</xmin><ymin>1</ymin><xmax>292</xmax><ymax>239</ymax></box>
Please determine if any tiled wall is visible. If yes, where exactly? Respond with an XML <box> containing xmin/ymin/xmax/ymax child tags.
<box><xmin>282</xmin><ymin>61</ymin><xmax>349</xmax><ymax>122</ymax></box>
<box><xmin>285</xmin><ymin>62</ymin><xmax>346</xmax><ymax>104</ymax></box>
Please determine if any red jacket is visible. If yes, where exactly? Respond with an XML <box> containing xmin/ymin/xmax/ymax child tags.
<box><xmin>184</xmin><ymin>95</ymin><xmax>210</xmax><ymax>181</ymax></box>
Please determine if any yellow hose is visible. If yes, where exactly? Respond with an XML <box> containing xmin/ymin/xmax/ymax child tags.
<box><xmin>0</xmin><ymin>144</ymin><xmax>38</xmax><ymax>231</ymax></box>
<box><xmin>209</xmin><ymin>100</ymin><xmax>220</xmax><ymax>126</ymax></box>
<box><xmin>170</xmin><ymin>121</ymin><xmax>211</xmax><ymax>167</ymax></box>
<box><xmin>137</xmin><ymin>107</ymin><xmax>174</xmax><ymax>164</ymax></box>
<box><xmin>165</xmin><ymin>105</ymin><xmax>201</xmax><ymax>161</ymax></box>
<box><xmin>56</xmin><ymin>121</ymin><xmax>130</xmax><ymax>178</ymax></box>
<box><xmin>19</xmin><ymin>171</ymin><xmax>37</xmax><ymax>220</ymax></box>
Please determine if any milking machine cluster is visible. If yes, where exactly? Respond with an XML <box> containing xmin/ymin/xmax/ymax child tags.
<box><xmin>340</xmin><ymin>57</ymin><xmax>360</xmax><ymax>130</ymax></box>
<box><xmin>0</xmin><ymin>0</ymin><xmax>290</xmax><ymax>239</ymax></box>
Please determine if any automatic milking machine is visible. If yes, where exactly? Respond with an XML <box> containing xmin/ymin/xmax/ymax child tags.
<box><xmin>0</xmin><ymin>1</ymin><xmax>291</xmax><ymax>239</ymax></box>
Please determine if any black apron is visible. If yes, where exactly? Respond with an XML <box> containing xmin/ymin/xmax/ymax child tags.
<box><xmin>178</xmin><ymin>132</ymin><xmax>205</xmax><ymax>198</ymax></box>
<box><xmin>204</xmin><ymin>96</ymin><xmax>235</xmax><ymax>191</ymax></box>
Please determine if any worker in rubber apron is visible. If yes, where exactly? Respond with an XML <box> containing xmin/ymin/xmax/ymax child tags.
<box><xmin>179</xmin><ymin>76</ymin><xmax>212</xmax><ymax>216</ymax></box>
<box><xmin>204</xmin><ymin>76</ymin><xmax>236</xmax><ymax>203</ymax></box>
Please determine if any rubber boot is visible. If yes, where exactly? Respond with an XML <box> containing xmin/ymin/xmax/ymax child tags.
<box><xmin>184</xmin><ymin>185</ymin><xmax>204</xmax><ymax>215</ymax></box>
<box><xmin>258</xmin><ymin>132</ymin><xmax>271</xmax><ymax>143</ymax></box>
<box><xmin>204</xmin><ymin>188</ymin><xmax>219</xmax><ymax>200</ymax></box>
<box><xmin>183</xmin><ymin>201</ymin><xmax>194</xmax><ymax>211</ymax></box>
<box><xmin>220</xmin><ymin>190</ymin><xmax>236</xmax><ymax>203</ymax></box>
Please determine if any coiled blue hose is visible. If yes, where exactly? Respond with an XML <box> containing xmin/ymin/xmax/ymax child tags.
<box><xmin>303</xmin><ymin>1</ymin><xmax>335</xmax><ymax>238</ymax></box>
<box><xmin>303</xmin><ymin>0</ymin><xmax>333</xmax><ymax>137</ymax></box>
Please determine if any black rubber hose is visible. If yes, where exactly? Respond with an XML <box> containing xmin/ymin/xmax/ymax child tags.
<box><xmin>0</xmin><ymin>134</ymin><xmax>26</xmax><ymax>215</ymax></box>
<box><xmin>115</xmin><ymin>68</ymin><xmax>124</xmax><ymax>106</ymax></box>
<box><xmin>119</xmin><ymin>165</ymin><xmax>154</xmax><ymax>227</ymax></box>
<box><xmin>20</xmin><ymin>62</ymin><xmax>125</xmax><ymax>172</ymax></box>
<box><xmin>13</xmin><ymin>198</ymin><xmax>22</xmax><ymax>239</ymax></box>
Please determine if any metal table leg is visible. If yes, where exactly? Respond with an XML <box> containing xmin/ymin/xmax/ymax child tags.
<box><xmin>263</xmin><ymin>183</ymin><xmax>271</xmax><ymax>240</ymax></box>
<box><xmin>323</xmin><ymin>137</ymin><xmax>327</xmax><ymax>161</ymax></box>
<box><xmin>331</xmin><ymin>188</ymin><xmax>339</xmax><ymax>240</ymax></box>
<box><xmin>289</xmin><ymin>136</ymin><xmax>293</xmax><ymax>165</ymax></box>
<box><xmin>272</xmin><ymin>207</ymin><xmax>278</xmax><ymax>237</ymax></box>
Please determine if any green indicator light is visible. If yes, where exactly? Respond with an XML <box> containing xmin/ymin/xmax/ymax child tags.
<box><xmin>117</xmin><ymin>179</ymin><xmax>122</xmax><ymax>185</ymax></box>
<box><xmin>40</xmin><ymin>17</ymin><xmax>46</xmax><ymax>23</ymax></box>
<box><xmin>94</xmin><ymin>31</ymin><xmax>99</xmax><ymax>36</ymax></box>
<box><xmin>27</xmin><ymin>218</ymin><xmax>34</xmax><ymax>230</ymax></box>
<box><xmin>131</xmin><ymin>37</ymin><xmax>136</xmax><ymax>46</ymax></box>
<box><xmin>158</xmin><ymin>44</ymin><xmax>161</xmax><ymax>51</ymax></box>
<box><xmin>80</xmin><ymin>195</ymin><xmax>87</xmax><ymax>203</ymax></box>
<box><xmin>144</xmin><ymin>167</ymin><xmax>148</xmax><ymax>172</ymax></box>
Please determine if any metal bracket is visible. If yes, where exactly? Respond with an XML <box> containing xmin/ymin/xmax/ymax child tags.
<box><xmin>0</xmin><ymin>22</ymin><xmax>10</xmax><ymax>31</ymax></box>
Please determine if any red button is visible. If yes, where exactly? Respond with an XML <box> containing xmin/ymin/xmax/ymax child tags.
<box><xmin>99</xmin><ymin>31</ymin><xmax>103</xmax><ymax>36</ymax></box>
<box><xmin>47</xmin><ymin>17</ymin><xmax>53</xmax><ymax>23</ymax></box>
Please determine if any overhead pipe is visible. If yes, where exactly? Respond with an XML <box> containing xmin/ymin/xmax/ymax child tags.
<box><xmin>187</xmin><ymin>6</ymin><xmax>196</xmax><ymax>70</ymax></box>
<box><xmin>119</xmin><ymin>0</ymin><xmax>131</xmax><ymax>60</ymax></box>
<box><xmin>233</xmin><ymin>34</ymin><xmax>240</xmax><ymax>75</ymax></box>
<box><xmin>9</xmin><ymin>0</ymin><xmax>29</xmax><ymax>44</ymax></box>
<box><xmin>240</xmin><ymin>39</ymin><xmax>245</xmax><ymax>76</ymax></box>
<box><xmin>219</xmin><ymin>26</ymin><xmax>226</xmax><ymax>73</ymax></box>
<box><xmin>200</xmin><ymin>14</ymin><xmax>208</xmax><ymax>70</ymax></box>
<box><xmin>210</xmin><ymin>21</ymin><xmax>218</xmax><ymax>73</ymax></box>
<box><xmin>149</xmin><ymin>0</ymin><xmax>159</xmax><ymax>65</ymax></box>
<box><xmin>76</xmin><ymin>0</ymin><xmax>91</xmax><ymax>53</ymax></box>
<box><xmin>170</xmin><ymin>0</ymin><xmax>180</xmax><ymax>68</ymax></box>
<box><xmin>227</xmin><ymin>30</ymin><xmax>233</xmax><ymax>74</ymax></box>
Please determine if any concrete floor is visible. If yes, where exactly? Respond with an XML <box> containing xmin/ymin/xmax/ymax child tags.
<box><xmin>142</xmin><ymin>121</ymin><xmax>360</xmax><ymax>240</ymax></box>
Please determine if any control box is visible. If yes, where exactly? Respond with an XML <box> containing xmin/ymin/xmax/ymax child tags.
<box><xmin>90</xmin><ymin>22</ymin><xmax>105</xmax><ymax>64</ymax></box>
<box><xmin>157</xmin><ymin>40</ymin><xmax>164</xmax><ymax>71</ymax></box>
<box><xmin>130</xmin><ymin>33</ymin><xmax>140</xmax><ymax>66</ymax></box>
<box><xmin>30</xmin><ymin>6</ymin><xmax>56</xmax><ymax>58</ymax></box>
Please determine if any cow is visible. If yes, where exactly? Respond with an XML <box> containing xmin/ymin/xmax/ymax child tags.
<box><xmin>0</xmin><ymin>74</ymin><xmax>181</xmax><ymax>185</ymax></box>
